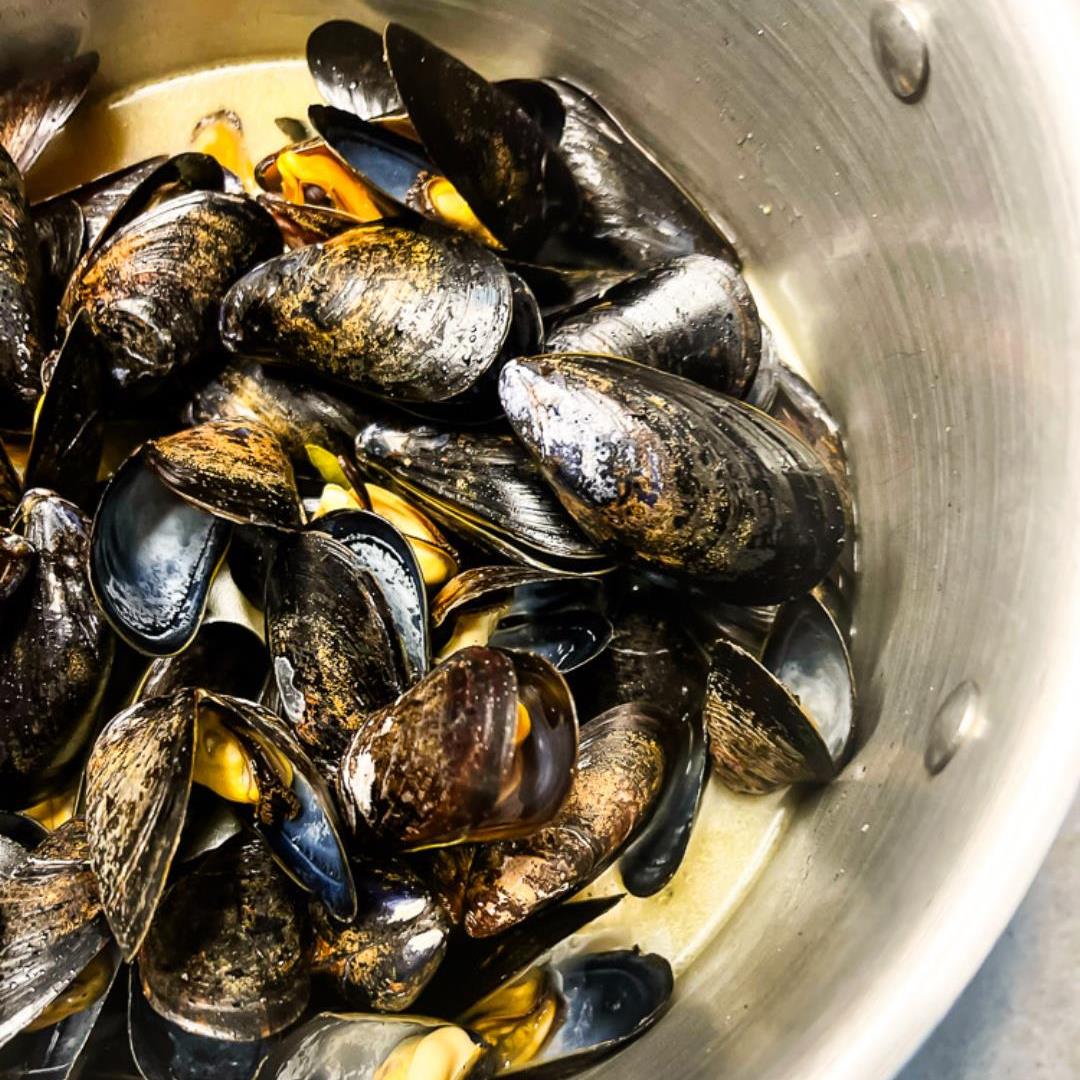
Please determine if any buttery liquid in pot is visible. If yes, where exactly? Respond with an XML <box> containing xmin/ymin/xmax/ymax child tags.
<box><xmin>31</xmin><ymin>57</ymin><xmax>797</xmax><ymax>977</ymax></box>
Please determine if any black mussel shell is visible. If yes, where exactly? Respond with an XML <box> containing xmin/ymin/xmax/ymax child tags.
<box><xmin>220</xmin><ymin>224</ymin><xmax>513</xmax><ymax>404</ymax></box>
<box><xmin>473</xmin><ymin>949</ymin><xmax>673</xmax><ymax>1079</ymax></box>
<box><xmin>0</xmin><ymin>443</ymin><xmax>19</xmax><ymax>509</ymax></box>
<box><xmin>433</xmin><ymin>565</ymin><xmax>611</xmax><ymax>673</ymax></box>
<box><xmin>311</xmin><ymin>509</ymin><xmax>429</xmax><ymax>684</ymax></box>
<box><xmin>307</xmin><ymin>20</ymin><xmax>403</xmax><ymax>119</ymax></box>
<box><xmin>275</xmin><ymin>117</ymin><xmax>311</xmax><ymax>142</ymax></box>
<box><xmin>185</xmin><ymin>357</ymin><xmax>373</xmax><ymax>463</ymax></box>
<box><xmin>464</xmin><ymin>703</ymin><xmax>665</xmax><ymax>937</ymax></box>
<box><xmin>90</xmin><ymin>451</ymin><xmax>231</xmax><ymax>656</ymax></box>
<box><xmin>0</xmin><ymin>145</ymin><xmax>45</xmax><ymax>428</ymax></box>
<box><xmin>501</xmin><ymin>77</ymin><xmax>738</xmax><ymax>269</ymax></box>
<box><xmin>128</xmin><ymin>969</ymin><xmax>272</xmax><ymax>1080</ymax></box>
<box><xmin>266</xmin><ymin>529</ymin><xmax>405</xmax><ymax>764</ymax></box>
<box><xmin>255</xmin><ymin>1013</ymin><xmax>492</xmax><ymax>1080</ymax></box>
<box><xmin>355</xmin><ymin>418</ymin><xmax>610</xmax><ymax>574</ymax></box>
<box><xmin>257</xmin><ymin>193</ymin><xmax>374</xmax><ymax>247</ymax></box>
<box><xmin>138</xmin><ymin>619</ymin><xmax>269</xmax><ymax>703</ymax></box>
<box><xmin>705</xmin><ymin>594</ymin><xmax>855</xmax><ymax>794</ymax></box>
<box><xmin>0</xmin><ymin>939</ymin><xmax>120</xmax><ymax>1080</ymax></box>
<box><xmin>0</xmin><ymin>820</ymin><xmax>110</xmax><ymax>1047</ymax></box>
<box><xmin>500</xmin><ymin>354</ymin><xmax>846</xmax><ymax>604</ymax></box>
<box><xmin>32</xmin><ymin>196</ymin><xmax>85</xmax><ymax>321</ymax></box>
<box><xmin>145</xmin><ymin>420</ymin><xmax>305</xmax><ymax>529</ymax></box>
<box><xmin>384</xmin><ymin>24</ymin><xmax>578</xmax><ymax>257</ymax></box>
<box><xmin>0</xmin><ymin>811</ymin><xmax>47</xmax><ymax>876</ymax></box>
<box><xmin>0</xmin><ymin>53</ymin><xmax>98</xmax><ymax>173</ymax></box>
<box><xmin>503</xmin><ymin>260</ymin><xmax>630</xmax><ymax>321</ymax></box>
<box><xmin>546</xmin><ymin>253</ymin><xmax>761</xmax><ymax>398</ymax></box>
<box><xmin>85</xmin><ymin>688</ymin><xmax>356</xmax><ymax>958</ymax></box>
<box><xmin>339</xmin><ymin>647</ymin><xmax>577</xmax><ymax>850</ymax></box>
<box><xmin>60</xmin><ymin>190</ymin><xmax>279</xmax><ymax>399</ymax></box>
<box><xmin>0</xmin><ymin>491</ymin><xmax>114</xmax><ymax>806</ymax></box>
<box><xmin>418</xmin><ymin>895</ymin><xmax>622</xmax><ymax>1018</ymax></box>
<box><xmin>310</xmin><ymin>856</ymin><xmax>449</xmax><ymax>1011</ymax></box>
<box><xmin>23</xmin><ymin>310</ymin><xmax>106</xmax><ymax>507</ymax></box>
<box><xmin>412</xmin><ymin>845</ymin><xmax>474</xmax><ymax>929</ymax></box>
<box><xmin>0</xmin><ymin>531</ymin><xmax>34</xmax><ymax>603</ymax></box>
<box><xmin>138</xmin><ymin>835</ymin><xmax>308</xmax><ymax>1042</ymax></box>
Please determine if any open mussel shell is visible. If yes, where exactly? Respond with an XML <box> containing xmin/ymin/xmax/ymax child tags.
<box><xmin>23</xmin><ymin>310</ymin><xmax>106</xmax><ymax>507</ymax></box>
<box><xmin>311</xmin><ymin>509</ymin><xmax>429</xmax><ymax>683</ymax></box>
<box><xmin>466</xmin><ymin>948</ymin><xmax>673</xmax><ymax>1079</ymax></box>
<box><xmin>433</xmin><ymin>566</ymin><xmax>611</xmax><ymax>673</ymax></box>
<box><xmin>310</xmin><ymin>856</ymin><xmax>450</xmax><ymax>1012</ymax></box>
<box><xmin>256</xmin><ymin>1013</ymin><xmax>492</xmax><ymax>1080</ymax></box>
<box><xmin>355</xmin><ymin>418</ymin><xmax>610</xmax><ymax>574</ymax></box>
<box><xmin>418</xmin><ymin>895</ymin><xmax>622</xmax><ymax>1018</ymax></box>
<box><xmin>307</xmin><ymin>19</ymin><xmax>403</xmax><ymax>119</ymax></box>
<box><xmin>500</xmin><ymin>354</ymin><xmax>847</xmax><ymax>604</ymax></box>
<box><xmin>60</xmin><ymin>190</ymin><xmax>279</xmax><ymax>399</ymax></box>
<box><xmin>85</xmin><ymin>688</ymin><xmax>355</xmax><ymax>958</ymax></box>
<box><xmin>137</xmin><ymin>619</ymin><xmax>269</xmax><ymax>703</ymax></box>
<box><xmin>384</xmin><ymin>24</ymin><xmax>578</xmax><ymax>257</ymax></box>
<box><xmin>340</xmin><ymin>646</ymin><xmax>577</xmax><ymax>850</ymax></box>
<box><xmin>128</xmin><ymin>969</ymin><xmax>272</xmax><ymax>1080</ymax></box>
<box><xmin>185</xmin><ymin>357</ymin><xmax>373</xmax><ymax>462</ymax></box>
<box><xmin>705</xmin><ymin>594</ymin><xmax>855</xmax><ymax>794</ymax></box>
<box><xmin>266</xmin><ymin>529</ymin><xmax>406</xmax><ymax>764</ymax></box>
<box><xmin>221</xmin><ymin>224</ymin><xmax>513</xmax><ymax>404</ymax></box>
<box><xmin>0</xmin><ymin>145</ymin><xmax>45</xmax><ymax>429</ymax></box>
<box><xmin>1</xmin><ymin>490</ymin><xmax>114</xmax><ymax>807</ymax></box>
<box><xmin>464</xmin><ymin>703</ymin><xmax>666</xmax><ymax>937</ymax></box>
<box><xmin>0</xmin><ymin>52</ymin><xmax>98</xmax><ymax>174</ymax></box>
<box><xmin>546</xmin><ymin>253</ymin><xmax>761</xmax><ymax>398</ymax></box>
<box><xmin>501</xmin><ymin>76</ymin><xmax>737</xmax><ymax>269</ymax></box>
<box><xmin>0</xmin><ymin>819</ymin><xmax>110</xmax><ymax>1047</ymax></box>
<box><xmin>257</xmin><ymin>193</ymin><xmax>371</xmax><ymax>247</ymax></box>
<box><xmin>138</xmin><ymin>835</ymin><xmax>308</xmax><ymax>1042</ymax></box>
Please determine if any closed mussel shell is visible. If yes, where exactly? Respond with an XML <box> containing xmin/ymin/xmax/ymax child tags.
<box><xmin>220</xmin><ymin>224</ymin><xmax>513</xmax><ymax>404</ymax></box>
<box><xmin>60</xmin><ymin>190</ymin><xmax>280</xmax><ymax>398</ymax></box>
<box><xmin>0</xmin><ymin>819</ymin><xmax>110</xmax><ymax>1048</ymax></box>
<box><xmin>310</xmin><ymin>856</ymin><xmax>450</xmax><ymax>1011</ymax></box>
<box><xmin>0</xmin><ymin>145</ymin><xmax>45</xmax><ymax>428</ymax></box>
<box><xmin>433</xmin><ymin>565</ymin><xmax>611</xmax><ymax>673</ymax></box>
<box><xmin>0</xmin><ymin>490</ymin><xmax>114</xmax><ymax>806</ymax></box>
<box><xmin>384</xmin><ymin>24</ymin><xmax>578</xmax><ymax>257</ymax></box>
<box><xmin>266</xmin><ymin>529</ymin><xmax>405</xmax><ymax>765</ymax></box>
<box><xmin>500</xmin><ymin>354</ymin><xmax>846</xmax><ymax>604</ymax></box>
<box><xmin>705</xmin><ymin>594</ymin><xmax>855</xmax><ymax>794</ymax></box>
<box><xmin>355</xmin><ymin>418</ymin><xmax>610</xmax><ymax>574</ymax></box>
<box><xmin>463</xmin><ymin>703</ymin><xmax>666</xmax><ymax>937</ymax></box>
<box><xmin>138</xmin><ymin>835</ymin><xmax>308</xmax><ymax>1042</ymax></box>
<box><xmin>546</xmin><ymin>253</ymin><xmax>761</xmax><ymax>398</ymax></box>
<box><xmin>307</xmin><ymin>20</ymin><xmax>403</xmax><ymax>119</ymax></box>
<box><xmin>311</xmin><ymin>508</ymin><xmax>429</xmax><ymax>683</ymax></box>
<box><xmin>339</xmin><ymin>646</ymin><xmax>577</xmax><ymax>850</ymax></box>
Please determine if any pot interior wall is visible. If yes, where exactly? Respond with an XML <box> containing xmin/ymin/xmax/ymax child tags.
<box><xmin>3</xmin><ymin>1</ymin><xmax>1079</xmax><ymax>1077</ymax></box>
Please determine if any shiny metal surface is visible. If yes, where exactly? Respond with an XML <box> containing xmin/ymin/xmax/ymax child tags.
<box><xmin>4</xmin><ymin>0</ymin><xmax>1080</xmax><ymax>1077</ymax></box>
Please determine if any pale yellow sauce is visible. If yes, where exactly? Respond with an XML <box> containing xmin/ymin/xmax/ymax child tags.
<box><xmin>27</xmin><ymin>57</ymin><xmax>795</xmax><ymax>977</ymax></box>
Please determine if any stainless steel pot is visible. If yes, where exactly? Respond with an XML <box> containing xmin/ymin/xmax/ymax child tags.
<box><xmin>5</xmin><ymin>1</ymin><xmax>1079</xmax><ymax>1076</ymax></box>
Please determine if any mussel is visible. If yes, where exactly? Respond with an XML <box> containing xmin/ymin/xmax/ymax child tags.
<box><xmin>355</xmin><ymin>417</ymin><xmax>610</xmax><ymax>574</ymax></box>
<box><xmin>306</xmin><ymin>20</ymin><xmax>403</xmax><ymax>119</ymax></box>
<box><xmin>90</xmin><ymin>420</ymin><xmax>302</xmax><ymax>655</ymax></box>
<box><xmin>138</xmin><ymin>835</ymin><xmax>308</xmax><ymax>1041</ymax></box>
<box><xmin>463</xmin><ymin>703</ymin><xmax>666</xmax><ymax>937</ymax></box>
<box><xmin>705</xmin><ymin>593</ymin><xmax>855</xmax><ymax>793</ymax></box>
<box><xmin>0</xmin><ymin>490</ymin><xmax>114</xmax><ymax>807</ymax></box>
<box><xmin>220</xmin><ymin>224</ymin><xmax>515</xmax><ymax>404</ymax></box>
<box><xmin>499</xmin><ymin>353</ymin><xmax>846</xmax><ymax>603</ymax></box>
<box><xmin>339</xmin><ymin>646</ymin><xmax>577</xmax><ymax>850</ymax></box>
<box><xmin>59</xmin><ymin>190</ymin><xmax>280</xmax><ymax>398</ymax></box>
<box><xmin>545</xmin><ymin>253</ymin><xmax>761</xmax><ymax>398</ymax></box>
<box><xmin>84</xmin><ymin>688</ymin><xmax>355</xmax><ymax>957</ymax></box>
<box><xmin>432</xmin><ymin>566</ymin><xmax>611</xmax><ymax>674</ymax></box>
<box><xmin>309</xmin><ymin>856</ymin><xmax>450</xmax><ymax>1011</ymax></box>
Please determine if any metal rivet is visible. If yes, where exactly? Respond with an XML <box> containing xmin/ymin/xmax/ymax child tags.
<box><xmin>870</xmin><ymin>2</ymin><xmax>929</xmax><ymax>102</ymax></box>
<box><xmin>925</xmin><ymin>680</ymin><xmax>982</xmax><ymax>775</ymax></box>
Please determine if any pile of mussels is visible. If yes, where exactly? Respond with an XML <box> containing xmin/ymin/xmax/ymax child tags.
<box><xmin>0</xmin><ymin>18</ymin><xmax>857</xmax><ymax>1080</ymax></box>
